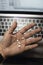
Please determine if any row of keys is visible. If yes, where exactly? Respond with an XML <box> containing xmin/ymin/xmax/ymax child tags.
<box><xmin>0</xmin><ymin>22</ymin><xmax>11</xmax><ymax>25</ymax></box>
<box><xmin>0</xmin><ymin>22</ymin><xmax>43</xmax><ymax>29</ymax></box>
<box><xmin>0</xmin><ymin>18</ymin><xmax>14</xmax><ymax>22</ymax></box>
<box><xmin>0</xmin><ymin>17</ymin><xmax>43</xmax><ymax>37</ymax></box>
<box><xmin>0</xmin><ymin>26</ymin><xmax>11</xmax><ymax>29</ymax></box>
<box><xmin>0</xmin><ymin>18</ymin><xmax>43</xmax><ymax>23</ymax></box>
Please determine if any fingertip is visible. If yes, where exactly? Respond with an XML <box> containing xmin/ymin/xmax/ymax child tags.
<box><xmin>38</xmin><ymin>37</ymin><xmax>42</xmax><ymax>40</ymax></box>
<box><xmin>32</xmin><ymin>44</ymin><xmax>38</xmax><ymax>49</ymax></box>
<box><xmin>12</xmin><ymin>21</ymin><xmax>17</xmax><ymax>28</ymax></box>
<box><xmin>29</xmin><ymin>22</ymin><xmax>36</xmax><ymax>28</ymax></box>
<box><xmin>31</xmin><ymin>22</ymin><xmax>36</xmax><ymax>25</ymax></box>
<box><xmin>8</xmin><ymin>21</ymin><xmax>17</xmax><ymax>34</ymax></box>
<box><xmin>34</xmin><ymin>44</ymin><xmax>38</xmax><ymax>47</ymax></box>
<box><xmin>14</xmin><ymin>21</ymin><xmax>17</xmax><ymax>25</ymax></box>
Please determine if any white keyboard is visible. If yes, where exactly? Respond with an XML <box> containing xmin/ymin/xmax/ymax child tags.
<box><xmin>0</xmin><ymin>14</ymin><xmax>43</xmax><ymax>38</ymax></box>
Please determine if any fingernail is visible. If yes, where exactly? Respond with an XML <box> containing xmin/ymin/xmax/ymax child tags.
<box><xmin>38</xmin><ymin>37</ymin><xmax>42</xmax><ymax>40</ymax></box>
<box><xmin>35</xmin><ymin>44</ymin><xmax>38</xmax><ymax>47</ymax></box>
<box><xmin>32</xmin><ymin>22</ymin><xmax>36</xmax><ymax>25</ymax></box>
<box><xmin>35</xmin><ymin>44</ymin><xmax>38</xmax><ymax>46</ymax></box>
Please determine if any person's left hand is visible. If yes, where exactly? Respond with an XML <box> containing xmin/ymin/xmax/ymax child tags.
<box><xmin>0</xmin><ymin>21</ymin><xmax>42</xmax><ymax>58</ymax></box>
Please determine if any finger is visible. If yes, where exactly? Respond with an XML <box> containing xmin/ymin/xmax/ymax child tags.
<box><xmin>19</xmin><ymin>23</ymin><xmax>36</xmax><ymax>34</ymax></box>
<box><xmin>24</xmin><ymin>28</ymin><xmax>41</xmax><ymax>38</ymax></box>
<box><xmin>25</xmin><ymin>44</ymin><xmax>38</xmax><ymax>51</ymax></box>
<box><xmin>8</xmin><ymin>21</ymin><xmax>17</xmax><ymax>34</ymax></box>
<box><xmin>26</xmin><ymin>37</ymin><xmax>42</xmax><ymax>45</ymax></box>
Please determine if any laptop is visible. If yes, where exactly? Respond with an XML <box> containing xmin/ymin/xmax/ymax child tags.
<box><xmin>0</xmin><ymin>0</ymin><xmax>43</xmax><ymax>58</ymax></box>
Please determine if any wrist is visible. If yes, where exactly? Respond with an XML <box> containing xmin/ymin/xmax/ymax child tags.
<box><xmin>0</xmin><ymin>43</ymin><xmax>9</xmax><ymax>58</ymax></box>
<box><xmin>0</xmin><ymin>50</ymin><xmax>6</xmax><ymax>59</ymax></box>
<box><xmin>0</xmin><ymin>48</ymin><xmax>9</xmax><ymax>59</ymax></box>
<box><xmin>1</xmin><ymin>48</ymin><xmax>9</xmax><ymax>58</ymax></box>
<box><xmin>0</xmin><ymin>49</ymin><xmax>6</xmax><ymax>63</ymax></box>
<box><xmin>0</xmin><ymin>43</ymin><xmax>5</xmax><ymax>58</ymax></box>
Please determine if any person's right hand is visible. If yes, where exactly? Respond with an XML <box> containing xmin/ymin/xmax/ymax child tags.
<box><xmin>0</xmin><ymin>21</ymin><xmax>42</xmax><ymax>58</ymax></box>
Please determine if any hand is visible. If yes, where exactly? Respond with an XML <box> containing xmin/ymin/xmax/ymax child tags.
<box><xmin>0</xmin><ymin>21</ymin><xmax>42</xmax><ymax>58</ymax></box>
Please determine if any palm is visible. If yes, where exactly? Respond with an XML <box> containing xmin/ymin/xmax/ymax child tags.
<box><xmin>1</xmin><ymin>29</ymin><xmax>25</xmax><ymax>51</ymax></box>
<box><xmin>8</xmin><ymin>32</ymin><xmax>25</xmax><ymax>55</ymax></box>
<box><xmin>2</xmin><ymin>32</ymin><xmax>25</xmax><ymax>56</ymax></box>
<box><xmin>0</xmin><ymin>22</ymin><xmax>41</xmax><ymax>57</ymax></box>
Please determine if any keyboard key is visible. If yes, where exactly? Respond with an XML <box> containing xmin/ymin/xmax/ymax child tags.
<box><xmin>0</xmin><ymin>26</ymin><xmax>1</xmax><ymax>28</ymax></box>
<box><xmin>42</xmin><ymin>24</ymin><xmax>43</xmax><ymax>27</ymax></box>
<box><xmin>11</xmin><ymin>19</ymin><xmax>13</xmax><ymax>21</ymax></box>
<box><xmin>41</xmin><ymin>31</ymin><xmax>43</xmax><ymax>34</ymax></box>
<box><xmin>29</xmin><ymin>19</ymin><xmax>31</xmax><ymax>22</ymax></box>
<box><xmin>14</xmin><ymin>30</ymin><xmax>17</xmax><ymax>32</ymax></box>
<box><xmin>35</xmin><ymin>27</ymin><xmax>38</xmax><ymax>29</ymax></box>
<box><xmin>21</xmin><ymin>19</ymin><xmax>24</xmax><ymax>22</ymax></box>
<box><xmin>37</xmin><ymin>31</ymin><xmax>41</xmax><ymax>34</ymax></box>
<box><xmin>35</xmin><ymin>24</ymin><xmax>37</xmax><ymax>26</ymax></box>
<box><xmin>9</xmin><ymin>26</ymin><xmax>11</xmax><ymax>28</ymax></box>
<box><xmin>2</xmin><ymin>26</ymin><xmax>4</xmax><ymax>28</ymax></box>
<box><xmin>38</xmin><ymin>35</ymin><xmax>41</xmax><ymax>37</ymax></box>
<box><xmin>40</xmin><ymin>20</ymin><xmax>43</xmax><ymax>23</ymax></box>
<box><xmin>42</xmin><ymin>35</ymin><xmax>43</xmax><ymax>38</ymax></box>
<box><xmin>5</xmin><ymin>22</ymin><xmax>7</xmax><ymax>25</ymax></box>
<box><xmin>5</xmin><ymin>26</ymin><xmax>8</xmax><ymax>28</ymax></box>
<box><xmin>1</xmin><ymin>33</ymin><xmax>4</xmax><ymax>36</ymax></box>
<box><xmin>9</xmin><ymin>22</ymin><xmax>11</xmax><ymax>25</ymax></box>
<box><xmin>0</xmin><ymin>19</ymin><xmax>2</xmax><ymax>21</ymax></box>
<box><xmin>3</xmin><ymin>29</ymin><xmax>6</xmax><ymax>32</ymax></box>
<box><xmin>25</xmin><ymin>19</ymin><xmax>28</xmax><ymax>22</ymax></box>
<box><xmin>1</xmin><ymin>22</ymin><xmax>4</xmax><ymax>25</ymax></box>
<box><xmin>38</xmin><ymin>24</ymin><xmax>41</xmax><ymax>27</ymax></box>
<box><xmin>32</xmin><ymin>27</ymin><xmax>34</xmax><ymax>30</ymax></box>
<box><xmin>0</xmin><ymin>29</ymin><xmax>2</xmax><ymax>32</ymax></box>
<box><xmin>33</xmin><ymin>19</ymin><xmax>35</xmax><ymax>23</ymax></box>
<box><xmin>0</xmin><ymin>33</ymin><xmax>1</xmax><ymax>36</ymax></box>
<box><xmin>34</xmin><ymin>35</ymin><xmax>37</xmax><ymax>37</ymax></box>
<box><xmin>7</xmin><ymin>19</ymin><xmax>9</xmax><ymax>21</ymax></box>
<box><xmin>4</xmin><ymin>19</ymin><xmax>6</xmax><ymax>21</ymax></box>
<box><xmin>36</xmin><ymin>20</ymin><xmax>39</xmax><ymax>23</ymax></box>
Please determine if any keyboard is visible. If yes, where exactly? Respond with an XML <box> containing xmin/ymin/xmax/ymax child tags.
<box><xmin>0</xmin><ymin>14</ymin><xmax>43</xmax><ymax>38</ymax></box>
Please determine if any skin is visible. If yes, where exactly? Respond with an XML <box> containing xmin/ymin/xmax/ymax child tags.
<box><xmin>0</xmin><ymin>21</ymin><xmax>42</xmax><ymax>58</ymax></box>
